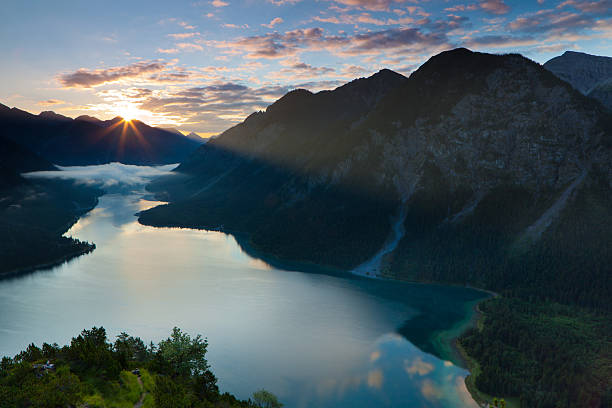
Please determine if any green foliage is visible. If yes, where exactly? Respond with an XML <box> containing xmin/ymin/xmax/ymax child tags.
<box><xmin>157</xmin><ymin>327</ymin><xmax>209</xmax><ymax>378</ymax></box>
<box><xmin>68</xmin><ymin>327</ymin><xmax>121</xmax><ymax>379</ymax></box>
<box><xmin>153</xmin><ymin>375</ymin><xmax>192</xmax><ymax>408</ymax></box>
<box><xmin>252</xmin><ymin>389</ymin><xmax>283</xmax><ymax>408</ymax></box>
<box><xmin>114</xmin><ymin>332</ymin><xmax>149</xmax><ymax>369</ymax></box>
<box><xmin>0</xmin><ymin>327</ymin><xmax>264</xmax><ymax>408</ymax></box>
<box><xmin>460</xmin><ymin>298</ymin><xmax>612</xmax><ymax>408</ymax></box>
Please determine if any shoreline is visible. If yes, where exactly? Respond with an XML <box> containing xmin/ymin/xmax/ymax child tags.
<box><xmin>0</xmin><ymin>243</ymin><xmax>95</xmax><ymax>281</ymax></box>
<box><xmin>0</xmin><ymin>198</ymin><xmax>99</xmax><ymax>280</ymax></box>
<box><xmin>141</xmin><ymin>215</ymin><xmax>498</xmax><ymax>407</ymax></box>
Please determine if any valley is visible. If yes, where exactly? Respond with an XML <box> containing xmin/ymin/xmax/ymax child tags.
<box><xmin>1</xmin><ymin>46</ymin><xmax>611</xmax><ymax>408</ymax></box>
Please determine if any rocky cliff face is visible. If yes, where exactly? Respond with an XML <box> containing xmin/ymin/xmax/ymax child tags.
<box><xmin>140</xmin><ymin>48</ymin><xmax>611</xmax><ymax>308</ymax></box>
<box><xmin>544</xmin><ymin>50</ymin><xmax>612</xmax><ymax>110</ymax></box>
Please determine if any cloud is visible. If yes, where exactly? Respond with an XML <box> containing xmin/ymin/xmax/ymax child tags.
<box><xmin>38</xmin><ymin>99</ymin><xmax>65</xmax><ymax>106</ymax></box>
<box><xmin>332</xmin><ymin>0</ymin><xmax>409</xmax><ymax>11</ymax></box>
<box><xmin>168</xmin><ymin>32</ymin><xmax>200</xmax><ymax>39</ymax></box>
<box><xmin>367</xmin><ymin>369</ymin><xmax>383</xmax><ymax>389</ymax></box>
<box><xmin>420</xmin><ymin>379</ymin><xmax>442</xmax><ymax>401</ymax></box>
<box><xmin>268</xmin><ymin>0</ymin><xmax>301</xmax><ymax>4</ymax></box>
<box><xmin>262</xmin><ymin>17</ymin><xmax>284</xmax><ymax>28</ymax></box>
<box><xmin>279</xmin><ymin>60</ymin><xmax>335</xmax><ymax>79</ymax></box>
<box><xmin>479</xmin><ymin>0</ymin><xmax>510</xmax><ymax>15</ymax></box>
<box><xmin>216</xmin><ymin>25</ymin><xmax>452</xmax><ymax>59</ymax></box>
<box><xmin>345</xmin><ymin>27</ymin><xmax>449</xmax><ymax>55</ymax></box>
<box><xmin>404</xmin><ymin>357</ymin><xmax>435</xmax><ymax>377</ymax></box>
<box><xmin>466</xmin><ymin>0</ymin><xmax>612</xmax><ymax>49</ymax></box>
<box><xmin>24</xmin><ymin>163</ymin><xmax>177</xmax><ymax>192</ymax></box>
<box><xmin>223</xmin><ymin>23</ymin><xmax>250</xmax><ymax>29</ymax></box>
<box><xmin>212</xmin><ymin>0</ymin><xmax>228</xmax><ymax>6</ymax></box>
<box><xmin>58</xmin><ymin>61</ymin><xmax>168</xmax><ymax>88</ymax></box>
<box><xmin>177</xmin><ymin>42</ymin><xmax>204</xmax><ymax>51</ymax></box>
<box><xmin>157</xmin><ymin>48</ymin><xmax>179</xmax><ymax>54</ymax></box>
<box><xmin>466</xmin><ymin>34</ymin><xmax>538</xmax><ymax>49</ymax></box>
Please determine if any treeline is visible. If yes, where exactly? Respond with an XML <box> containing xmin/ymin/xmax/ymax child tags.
<box><xmin>385</xmin><ymin>167</ymin><xmax>612</xmax><ymax>407</ymax></box>
<box><xmin>461</xmin><ymin>298</ymin><xmax>611</xmax><ymax>408</ymax></box>
<box><xmin>0</xmin><ymin>178</ymin><xmax>101</xmax><ymax>277</ymax></box>
<box><xmin>0</xmin><ymin>327</ymin><xmax>282</xmax><ymax>408</ymax></box>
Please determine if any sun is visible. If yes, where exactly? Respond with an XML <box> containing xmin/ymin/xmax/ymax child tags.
<box><xmin>115</xmin><ymin>103</ymin><xmax>146</xmax><ymax>123</ymax></box>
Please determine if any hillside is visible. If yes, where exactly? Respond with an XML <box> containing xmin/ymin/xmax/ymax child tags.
<box><xmin>0</xmin><ymin>134</ymin><xmax>101</xmax><ymax>277</ymax></box>
<box><xmin>0</xmin><ymin>327</ymin><xmax>265</xmax><ymax>408</ymax></box>
<box><xmin>139</xmin><ymin>48</ymin><xmax>612</xmax><ymax>407</ymax></box>
<box><xmin>0</xmin><ymin>104</ymin><xmax>200</xmax><ymax>166</ymax></box>
<box><xmin>544</xmin><ymin>50</ymin><xmax>612</xmax><ymax>110</ymax></box>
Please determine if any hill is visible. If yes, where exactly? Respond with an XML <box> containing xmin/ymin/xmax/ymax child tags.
<box><xmin>0</xmin><ymin>131</ymin><xmax>101</xmax><ymax>277</ymax></box>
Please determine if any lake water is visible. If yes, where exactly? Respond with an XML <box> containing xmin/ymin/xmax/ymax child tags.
<box><xmin>1</xmin><ymin>164</ymin><xmax>486</xmax><ymax>408</ymax></box>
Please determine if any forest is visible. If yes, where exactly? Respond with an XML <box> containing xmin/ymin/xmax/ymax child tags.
<box><xmin>0</xmin><ymin>327</ymin><xmax>282</xmax><ymax>408</ymax></box>
<box><xmin>387</xmin><ymin>165</ymin><xmax>612</xmax><ymax>407</ymax></box>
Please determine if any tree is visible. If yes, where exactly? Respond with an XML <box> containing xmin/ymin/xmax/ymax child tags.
<box><xmin>114</xmin><ymin>332</ymin><xmax>148</xmax><ymax>368</ymax></box>
<box><xmin>68</xmin><ymin>327</ymin><xmax>120</xmax><ymax>378</ymax></box>
<box><xmin>153</xmin><ymin>375</ymin><xmax>191</xmax><ymax>408</ymax></box>
<box><xmin>192</xmin><ymin>369</ymin><xmax>219</xmax><ymax>401</ymax></box>
<box><xmin>252</xmin><ymin>389</ymin><xmax>283</xmax><ymax>408</ymax></box>
<box><xmin>157</xmin><ymin>327</ymin><xmax>209</xmax><ymax>378</ymax></box>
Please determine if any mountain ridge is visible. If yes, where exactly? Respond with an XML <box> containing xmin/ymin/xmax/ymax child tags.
<box><xmin>544</xmin><ymin>50</ymin><xmax>612</xmax><ymax>110</ymax></box>
<box><xmin>139</xmin><ymin>48</ymin><xmax>611</xmax><ymax>406</ymax></box>
<box><xmin>0</xmin><ymin>104</ymin><xmax>200</xmax><ymax>166</ymax></box>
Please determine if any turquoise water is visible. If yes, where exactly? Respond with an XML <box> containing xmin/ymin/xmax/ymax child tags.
<box><xmin>1</xmin><ymin>164</ymin><xmax>485</xmax><ymax>408</ymax></box>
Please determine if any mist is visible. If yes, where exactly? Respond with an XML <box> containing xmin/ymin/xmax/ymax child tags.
<box><xmin>23</xmin><ymin>162</ymin><xmax>177</xmax><ymax>194</ymax></box>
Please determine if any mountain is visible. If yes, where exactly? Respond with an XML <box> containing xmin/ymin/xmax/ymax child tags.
<box><xmin>157</xmin><ymin>128</ymin><xmax>207</xmax><ymax>144</ymax></box>
<box><xmin>140</xmin><ymin>49</ymin><xmax>610</xmax><ymax>279</ymax></box>
<box><xmin>544</xmin><ymin>50</ymin><xmax>612</xmax><ymax>109</ymax></box>
<box><xmin>139</xmin><ymin>48</ymin><xmax>612</xmax><ymax>407</ymax></box>
<box><xmin>0</xmin><ymin>105</ymin><xmax>200</xmax><ymax>165</ymax></box>
<box><xmin>75</xmin><ymin>114</ymin><xmax>104</xmax><ymax>124</ymax></box>
<box><xmin>185</xmin><ymin>132</ymin><xmax>207</xmax><ymax>144</ymax></box>
<box><xmin>0</xmin><ymin>131</ymin><xmax>101</xmax><ymax>276</ymax></box>
<box><xmin>38</xmin><ymin>110</ymin><xmax>72</xmax><ymax>122</ymax></box>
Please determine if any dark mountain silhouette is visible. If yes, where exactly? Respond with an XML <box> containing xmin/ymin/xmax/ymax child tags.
<box><xmin>0</xmin><ymin>104</ymin><xmax>200</xmax><ymax>165</ymax></box>
<box><xmin>139</xmin><ymin>48</ymin><xmax>612</xmax><ymax>407</ymax></box>
<box><xmin>544</xmin><ymin>50</ymin><xmax>612</xmax><ymax>110</ymax></box>
<box><xmin>75</xmin><ymin>114</ymin><xmax>104</xmax><ymax>124</ymax></box>
<box><xmin>38</xmin><ymin>110</ymin><xmax>72</xmax><ymax>122</ymax></box>
<box><xmin>185</xmin><ymin>131</ymin><xmax>207</xmax><ymax>144</ymax></box>
<box><xmin>0</xmin><ymin>131</ymin><xmax>101</xmax><ymax>277</ymax></box>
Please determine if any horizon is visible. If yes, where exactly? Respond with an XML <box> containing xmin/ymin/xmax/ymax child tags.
<box><xmin>1</xmin><ymin>0</ymin><xmax>610</xmax><ymax>136</ymax></box>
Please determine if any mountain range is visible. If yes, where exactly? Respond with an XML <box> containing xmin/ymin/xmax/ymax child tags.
<box><xmin>140</xmin><ymin>48</ymin><xmax>611</xmax><ymax>286</ymax></box>
<box><xmin>139</xmin><ymin>48</ymin><xmax>612</xmax><ymax>407</ymax></box>
<box><xmin>0</xmin><ymin>105</ymin><xmax>202</xmax><ymax>277</ymax></box>
<box><xmin>0</xmin><ymin>104</ymin><xmax>200</xmax><ymax>166</ymax></box>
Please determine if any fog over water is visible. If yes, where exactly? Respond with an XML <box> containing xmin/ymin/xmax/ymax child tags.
<box><xmin>3</xmin><ymin>163</ymin><xmax>485</xmax><ymax>408</ymax></box>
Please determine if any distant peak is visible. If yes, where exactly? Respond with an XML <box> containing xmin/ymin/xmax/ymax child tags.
<box><xmin>371</xmin><ymin>68</ymin><xmax>406</xmax><ymax>81</ymax></box>
<box><xmin>39</xmin><ymin>111</ymin><xmax>72</xmax><ymax>121</ymax></box>
<box><xmin>75</xmin><ymin>114</ymin><xmax>102</xmax><ymax>123</ymax></box>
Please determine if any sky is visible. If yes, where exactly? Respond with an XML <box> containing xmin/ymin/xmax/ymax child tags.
<box><xmin>1</xmin><ymin>0</ymin><xmax>610</xmax><ymax>136</ymax></box>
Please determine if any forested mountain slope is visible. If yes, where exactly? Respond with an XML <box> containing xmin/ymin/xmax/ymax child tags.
<box><xmin>140</xmin><ymin>48</ymin><xmax>612</xmax><ymax>407</ymax></box>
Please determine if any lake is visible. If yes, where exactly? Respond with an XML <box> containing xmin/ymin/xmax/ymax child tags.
<box><xmin>0</xmin><ymin>164</ymin><xmax>487</xmax><ymax>408</ymax></box>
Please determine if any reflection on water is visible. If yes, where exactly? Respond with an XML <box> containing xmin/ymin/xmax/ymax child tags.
<box><xmin>1</xmin><ymin>164</ymin><xmax>484</xmax><ymax>408</ymax></box>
